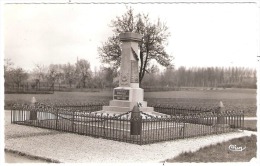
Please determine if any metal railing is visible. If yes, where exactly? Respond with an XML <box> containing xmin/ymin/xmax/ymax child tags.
<box><xmin>54</xmin><ymin>103</ymin><xmax>104</xmax><ymax>112</ymax></box>
<box><xmin>11</xmin><ymin>103</ymin><xmax>244</xmax><ymax>145</ymax></box>
<box><xmin>151</xmin><ymin>104</ymin><xmax>218</xmax><ymax>115</ymax></box>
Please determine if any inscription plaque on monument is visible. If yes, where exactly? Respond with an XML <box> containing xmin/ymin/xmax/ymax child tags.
<box><xmin>131</xmin><ymin>61</ymin><xmax>139</xmax><ymax>83</ymax></box>
<box><xmin>114</xmin><ymin>89</ymin><xmax>129</xmax><ymax>100</ymax></box>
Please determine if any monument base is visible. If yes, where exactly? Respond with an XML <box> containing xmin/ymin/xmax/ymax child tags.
<box><xmin>96</xmin><ymin>107</ymin><xmax>165</xmax><ymax>117</ymax></box>
<box><xmin>95</xmin><ymin>87</ymin><xmax>166</xmax><ymax>117</ymax></box>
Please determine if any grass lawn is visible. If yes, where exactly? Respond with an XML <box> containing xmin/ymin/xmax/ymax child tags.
<box><xmin>4</xmin><ymin>91</ymin><xmax>112</xmax><ymax>109</ymax></box>
<box><xmin>243</xmin><ymin>120</ymin><xmax>257</xmax><ymax>131</ymax></box>
<box><xmin>166</xmin><ymin>134</ymin><xmax>257</xmax><ymax>162</ymax></box>
<box><xmin>145</xmin><ymin>88</ymin><xmax>256</xmax><ymax>116</ymax></box>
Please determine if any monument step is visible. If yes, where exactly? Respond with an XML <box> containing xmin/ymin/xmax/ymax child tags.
<box><xmin>102</xmin><ymin>106</ymin><xmax>131</xmax><ymax>113</ymax></box>
<box><xmin>101</xmin><ymin>105</ymin><xmax>157</xmax><ymax>115</ymax></box>
<box><xmin>139</xmin><ymin>107</ymin><xmax>154</xmax><ymax>113</ymax></box>
<box><xmin>109</xmin><ymin>100</ymin><xmax>147</xmax><ymax>108</ymax></box>
<box><xmin>103</xmin><ymin>106</ymin><xmax>154</xmax><ymax>112</ymax></box>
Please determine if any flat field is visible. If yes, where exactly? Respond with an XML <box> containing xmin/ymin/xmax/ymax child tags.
<box><xmin>4</xmin><ymin>88</ymin><xmax>256</xmax><ymax>116</ymax></box>
<box><xmin>145</xmin><ymin>88</ymin><xmax>256</xmax><ymax>116</ymax></box>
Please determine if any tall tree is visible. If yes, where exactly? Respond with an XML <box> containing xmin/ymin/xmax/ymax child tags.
<box><xmin>4</xmin><ymin>59</ymin><xmax>13</xmax><ymax>72</ymax></box>
<box><xmin>4</xmin><ymin>59</ymin><xmax>14</xmax><ymax>84</ymax></box>
<box><xmin>31</xmin><ymin>64</ymin><xmax>46</xmax><ymax>88</ymax></box>
<box><xmin>9</xmin><ymin>67</ymin><xmax>29</xmax><ymax>88</ymax></box>
<box><xmin>46</xmin><ymin>64</ymin><xmax>59</xmax><ymax>88</ymax></box>
<box><xmin>75</xmin><ymin>59</ymin><xmax>91</xmax><ymax>88</ymax></box>
<box><xmin>100</xmin><ymin>66</ymin><xmax>117</xmax><ymax>88</ymax></box>
<box><xmin>62</xmin><ymin>63</ymin><xmax>76</xmax><ymax>88</ymax></box>
<box><xmin>98</xmin><ymin>7</ymin><xmax>173</xmax><ymax>85</ymax></box>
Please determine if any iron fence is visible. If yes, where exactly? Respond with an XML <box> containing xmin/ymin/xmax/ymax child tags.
<box><xmin>151</xmin><ymin>104</ymin><xmax>218</xmax><ymax>115</ymax></box>
<box><xmin>11</xmin><ymin>103</ymin><xmax>244</xmax><ymax>145</ymax></box>
<box><xmin>54</xmin><ymin>103</ymin><xmax>222</xmax><ymax>116</ymax></box>
<box><xmin>54</xmin><ymin>103</ymin><xmax>104</xmax><ymax>112</ymax></box>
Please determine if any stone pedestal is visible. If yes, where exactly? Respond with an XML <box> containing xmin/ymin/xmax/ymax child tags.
<box><xmin>101</xmin><ymin>87</ymin><xmax>153</xmax><ymax>114</ymax></box>
<box><xmin>96</xmin><ymin>32</ymin><xmax>161</xmax><ymax>117</ymax></box>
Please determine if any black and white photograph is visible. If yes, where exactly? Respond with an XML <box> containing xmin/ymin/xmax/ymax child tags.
<box><xmin>1</xmin><ymin>0</ymin><xmax>259</xmax><ymax>164</ymax></box>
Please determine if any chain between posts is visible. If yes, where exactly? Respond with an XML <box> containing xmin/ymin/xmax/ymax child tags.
<box><xmin>11</xmin><ymin>101</ymin><xmax>245</xmax><ymax>145</ymax></box>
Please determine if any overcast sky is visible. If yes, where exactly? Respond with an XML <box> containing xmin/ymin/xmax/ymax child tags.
<box><xmin>3</xmin><ymin>2</ymin><xmax>259</xmax><ymax>71</ymax></box>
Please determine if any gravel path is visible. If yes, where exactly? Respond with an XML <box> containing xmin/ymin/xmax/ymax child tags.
<box><xmin>5</xmin><ymin>130</ymin><xmax>256</xmax><ymax>163</ymax></box>
<box><xmin>5</xmin><ymin>151</ymin><xmax>50</xmax><ymax>163</ymax></box>
<box><xmin>4</xmin><ymin>111</ymin><xmax>257</xmax><ymax>163</ymax></box>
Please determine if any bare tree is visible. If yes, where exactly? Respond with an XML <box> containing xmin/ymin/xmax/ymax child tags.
<box><xmin>62</xmin><ymin>63</ymin><xmax>76</xmax><ymax>88</ymax></box>
<box><xmin>9</xmin><ymin>67</ymin><xmax>29</xmax><ymax>88</ymax></box>
<box><xmin>31</xmin><ymin>64</ymin><xmax>46</xmax><ymax>89</ymax></box>
<box><xmin>4</xmin><ymin>58</ymin><xmax>14</xmax><ymax>72</ymax></box>
<box><xmin>75</xmin><ymin>59</ymin><xmax>92</xmax><ymax>88</ymax></box>
<box><xmin>100</xmin><ymin>66</ymin><xmax>117</xmax><ymax>88</ymax></box>
<box><xmin>4</xmin><ymin>59</ymin><xmax>14</xmax><ymax>84</ymax></box>
<box><xmin>46</xmin><ymin>64</ymin><xmax>61</xmax><ymax>89</ymax></box>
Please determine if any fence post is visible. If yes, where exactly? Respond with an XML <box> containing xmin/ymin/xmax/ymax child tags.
<box><xmin>140</xmin><ymin>117</ymin><xmax>143</xmax><ymax>145</ymax></box>
<box><xmin>181</xmin><ymin>115</ymin><xmax>185</xmax><ymax>138</ymax></box>
<box><xmin>11</xmin><ymin>106</ymin><xmax>13</xmax><ymax>123</ymax></box>
<box><xmin>242</xmin><ymin>111</ymin><xmax>244</xmax><ymax>131</ymax></box>
<box><xmin>215</xmin><ymin>101</ymin><xmax>230</xmax><ymax>134</ymax></box>
<box><xmin>29</xmin><ymin>97</ymin><xmax>37</xmax><ymax>120</ymax></box>
<box><xmin>130</xmin><ymin>105</ymin><xmax>142</xmax><ymax>135</ymax></box>
<box><xmin>216</xmin><ymin>101</ymin><xmax>225</xmax><ymax>124</ymax></box>
<box><xmin>56</xmin><ymin>109</ymin><xmax>58</xmax><ymax>130</ymax></box>
<box><xmin>72</xmin><ymin>111</ymin><xmax>75</xmax><ymax>132</ymax></box>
